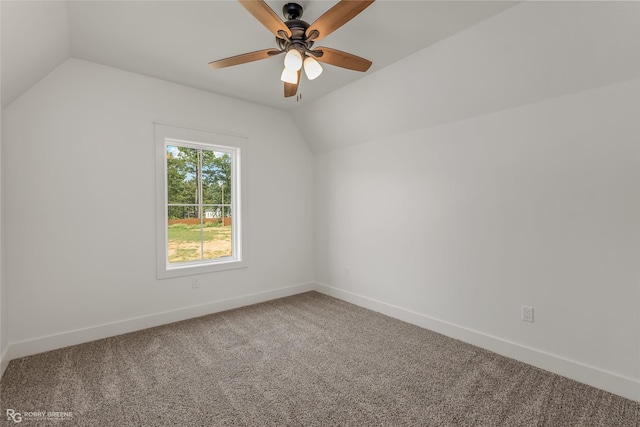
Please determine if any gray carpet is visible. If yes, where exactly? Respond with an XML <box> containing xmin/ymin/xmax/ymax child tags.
<box><xmin>1</xmin><ymin>291</ymin><xmax>638</xmax><ymax>426</ymax></box>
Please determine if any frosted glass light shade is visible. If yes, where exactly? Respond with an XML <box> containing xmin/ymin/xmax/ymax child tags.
<box><xmin>284</xmin><ymin>49</ymin><xmax>303</xmax><ymax>71</ymax></box>
<box><xmin>303</xmin><ymin>56</ymin><xmax>323</xmax><ymax>80</ymax></box>
<box><xmin>280</xmin><ymin>67</ymin><xmax>298</xmax><ymax>84</ymax></box>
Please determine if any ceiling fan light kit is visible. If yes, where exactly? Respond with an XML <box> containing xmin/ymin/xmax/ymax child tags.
<box><xmin>303</xmin><ymin>56</ymin><xmax>323</xmax><ymax>80</ymax></box>
<box><xmin>209</xmin><ymin>0</ymin><xmax>375</xmax><ymax>98</ymax></box>
<box><xmin>283</xmin><ymin>49</ymin><xmax>303</xmax><ymax>71</ymax></box>
<box><xmin>280</xmin><ymin>67</ymin><xmax>298</xmax><ymax>84</ymax></box>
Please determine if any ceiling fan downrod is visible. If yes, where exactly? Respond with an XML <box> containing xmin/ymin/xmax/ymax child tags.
<box><xmin>283</xmin><ymin>2</ymin><xmax>302</xmax><ymax>20</ymax></box>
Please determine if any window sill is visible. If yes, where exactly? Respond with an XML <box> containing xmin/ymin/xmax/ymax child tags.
<box><xmin>157</xmin><ymin>258</ymin><xmax>248</xmax><ymax>279</ymax></box>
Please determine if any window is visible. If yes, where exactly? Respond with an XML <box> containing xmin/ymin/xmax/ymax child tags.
<box><xmin>156</xmin><ymin>123</ymin><xmax>247</xmax><ymax>278</ymax></box>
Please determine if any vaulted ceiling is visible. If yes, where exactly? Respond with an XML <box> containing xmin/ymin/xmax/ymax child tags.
<box><xmin>1</xmin><ymin>0</ymin><xmax>517</xmax><ymax>110</ymax></box>
<box><xmin>3</xmin><ymin>1</ymin><xmax>639</xmax><ymax>155</ymax></box>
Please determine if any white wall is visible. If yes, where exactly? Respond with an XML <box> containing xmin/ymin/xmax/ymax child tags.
<box><xmin>315</xmin><ymin>78</ymin><xmax>640</xmax><ymax>400</ymax></box>
<box><xmin>309</xmin><ymin>0</ymin><xmax>640</xmax><ymax>402</ymax></box>
<box><xmin>3</xmin><ymin>58</ymin><xmax>314</xmax><ymax>356</ymax></box>
<box><xmin>0</xmin><ymin>15</ymin><xmax>6</xmax><ymax>375</ymax></box>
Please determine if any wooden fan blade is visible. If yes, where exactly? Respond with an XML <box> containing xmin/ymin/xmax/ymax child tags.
<box><xmin>239</xmin><ymin>0</ymin><xmax>291</xmax><ymax>38</ymax></box>
<box><xmin>312</xmin><ymin>47</ymin><xmax>372</xmax><ymax>72</ymax></box>
<box><xmin>306</xmin><ymin>0</ymin><xmax>375</xmax><ymax>42</ymax></box>
<box><xmin>209</xmin><ymin>49</ymin><xmax>281</xmax><ymax>69</ymax></box>
<box><xmin>284</xmin><ymin>70</ymin><xmax>301</xmax><ymax>97</ymax></box>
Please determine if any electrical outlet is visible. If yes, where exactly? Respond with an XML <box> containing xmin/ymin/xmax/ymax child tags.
<box><xmin>192</xmin><ymin>279</ymin><xmax>199</xmax><ymax>289</ymax></box>
<box><xmin>345</xmin><ymin>267</ymin><xmax>350</xmax><ymax>278</ymax></box>
<box><xmin>521</xmin><ymin>305</ymin><xmax>534</xmax><ymax>322</ymax></box>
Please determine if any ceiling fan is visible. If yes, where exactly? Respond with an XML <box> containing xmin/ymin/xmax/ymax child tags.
<box><xmin>209</xmin><ymin>0</ymin><xmax>375</xmax><ymax>98</ymax></box>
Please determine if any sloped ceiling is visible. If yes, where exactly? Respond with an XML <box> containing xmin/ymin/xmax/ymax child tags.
<box><xmin>1</xmin><ymin>1</ymin><xmax>70</xmax><ymax>108</ymax></box>
<box><xmin>293</xmin><ymin>1</ymin><xmax>640</xmax><ymax>153</ymax></box>
<box><xmin>3</xmin><ymin>1</ymin><xmax>637</xmax><ymax>154</ymax></box>
<box><xmin>1</xmin><ymin>0</ymin><xmax>517</xmax><ymax>110</ymax></box>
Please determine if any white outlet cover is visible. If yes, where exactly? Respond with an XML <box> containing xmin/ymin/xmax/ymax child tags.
<box><xmin>522</xmin><ymin>306</ymin><xmax>534</xmax><ymax>322</ymax></box>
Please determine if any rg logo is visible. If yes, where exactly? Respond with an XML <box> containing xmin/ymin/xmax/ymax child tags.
<box><xmin>6</xmin><ymin>409</ymin><xmax>22</xmax><ymax>423</ymax></box>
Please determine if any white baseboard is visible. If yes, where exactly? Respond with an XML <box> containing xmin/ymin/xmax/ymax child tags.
<box><xmin>314</xmin><ymin>282</ymin><xmax>640</xmax><ymax>403</ymax></box>
<box><xmin>0</xmin><ymin>347</ymin><xmax>9</xmax><ymax>380</ymax></box>
<box><xmin>7</xmin><ymin>282</ymin><xmax>316</xmax><ymax>362</ymax></box>
<box><xmin>5</xmin><ymin>281</ymin><xmax>638</xmax><ymax>403</ymax></box>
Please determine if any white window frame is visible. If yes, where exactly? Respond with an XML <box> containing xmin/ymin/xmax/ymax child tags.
<box><xmin>155</xmin><ymin>123</ymin><xmax>248</xmax><ymax>279</ymax></box>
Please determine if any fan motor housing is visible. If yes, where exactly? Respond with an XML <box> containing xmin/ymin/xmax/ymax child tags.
<box><xmin>276</xmin><ymin>14</ymin><xmax>312</xmax><ymax>52</ymax></box>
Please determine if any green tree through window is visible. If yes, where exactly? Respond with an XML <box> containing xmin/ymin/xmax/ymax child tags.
<box><xmin>166</xmin><ymin>145</ymin><xmax>233</xmax><ymax>263</ymax></box>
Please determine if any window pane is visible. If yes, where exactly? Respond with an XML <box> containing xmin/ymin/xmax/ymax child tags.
<box><xmin>166</xmin><ymin>147</ymin><xmax>233</xmax><ymax>264</ymax></box>
<box><xmin>202</xmin><ymin>215</ymin><xmax>232</xmax><ymax>260</ymax></box>
<box><xmin>167</xmin><ymin>206</ymin><xmax>202</xmax><ymax>263</ymax></box>
<box><xmin>201</xmin><ymin>151</ymin><xmax>233</xmax><ymax>260</ymax></box>
<box><xmin>202</xmin><ymin>151</ymin><xmax>231</xmax><ymax>205</ymax></box>
<box><xmin>166</xmin><ymin>145</ymin><xmax>198</xmax><ymax>205</ymax></box>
